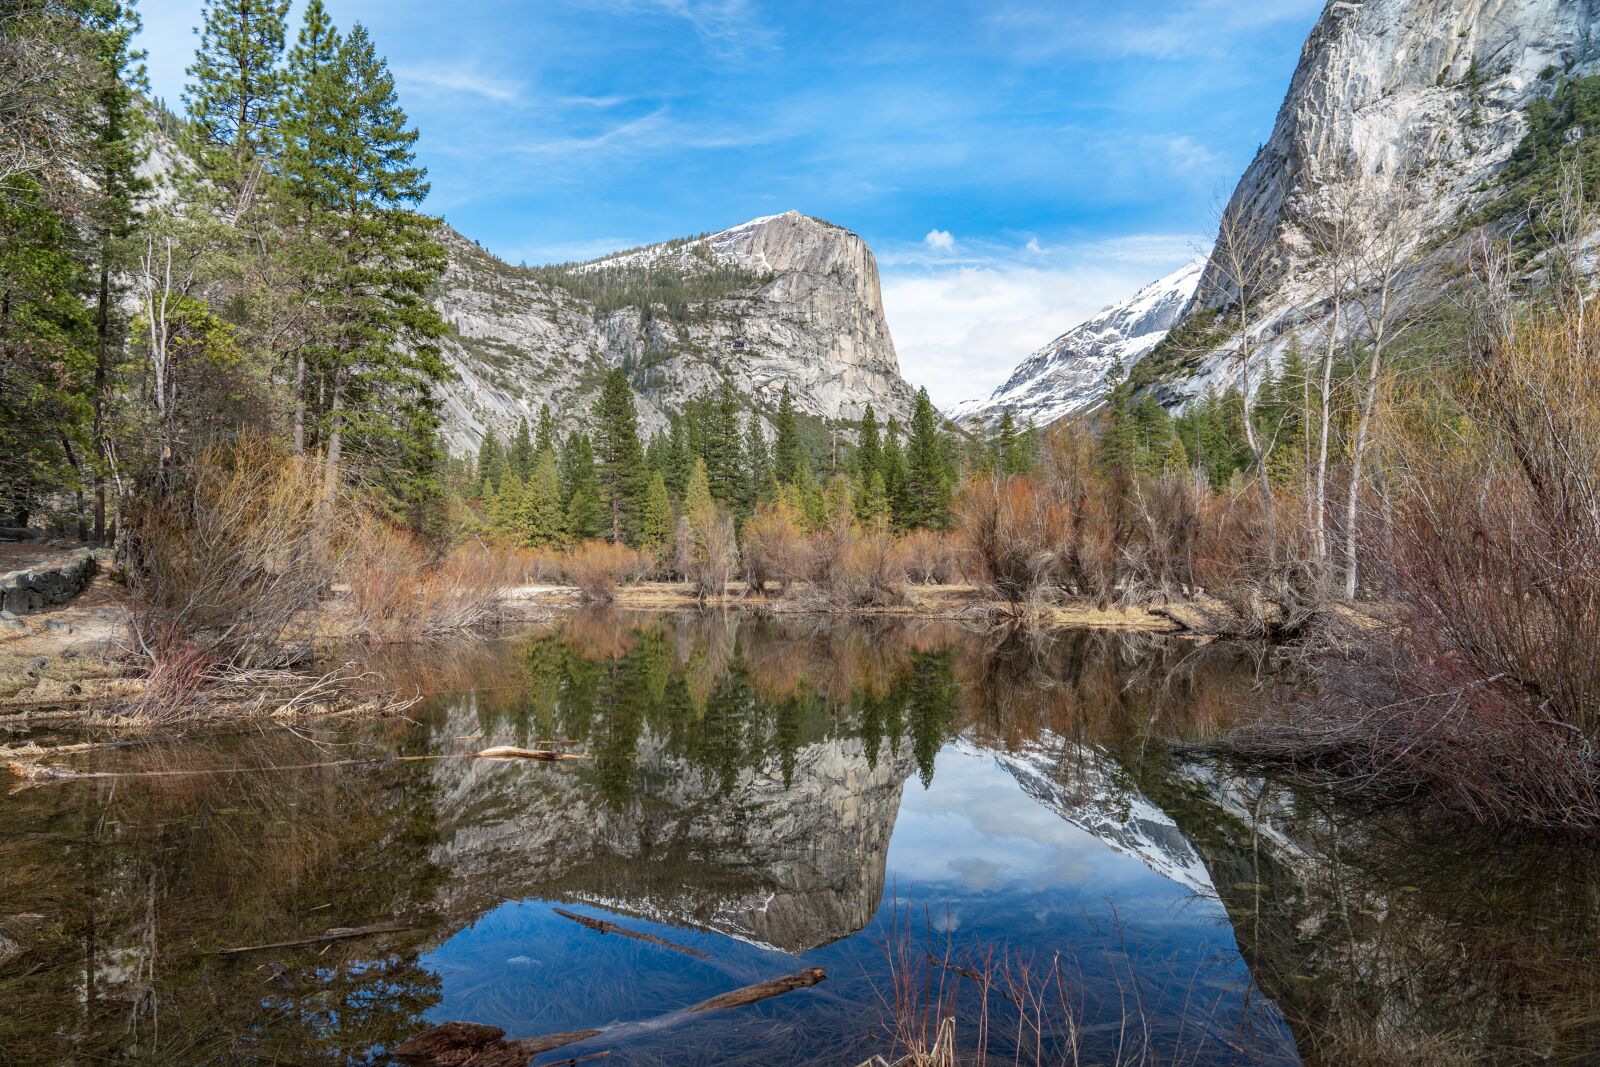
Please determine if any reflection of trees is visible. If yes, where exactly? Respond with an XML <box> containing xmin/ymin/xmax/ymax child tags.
<box><xmin>0</xmin><ymin>731</ymin><xmax>452</xmax><ymax>1063</ymax></box>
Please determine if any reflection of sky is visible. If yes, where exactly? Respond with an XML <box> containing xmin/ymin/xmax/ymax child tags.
<box><xmin>417</xmin><ymin>743</ymin><xmax>1291</xmax><ymax>1065</ymax></box>
<box><xmin>890</xmin><ymin>747</ymin><xmax>1181</xmax><ymax>898</ymax></box>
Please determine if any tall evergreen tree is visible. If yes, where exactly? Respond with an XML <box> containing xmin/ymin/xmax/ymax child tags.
<box><xmin>772</xmin><ymin>384</ymin><xmax>806</xmax><ymax>485</ymax></box>
<box><xmin>592</xmin><ymin>369</ymin><xmax>646</xmax><ymax>543</ymax></box>
<box><xmin>561</xmin><ymin>430</ymin><xmax>602</xmax><ymax>540</ymax></box>
<box><xmin>881</xmin><ymin>417</ymin><xmax>907</xmax><ymax>516</ymax></box>
<box><xmin>992</xmin><ymin>411</ymin><xmax>1029</xmax><ymax>476</ymax></box>
<box><xmin>534</xmin><ymin>403</ymin><xmax>558</xmax><ymax>457</ymax></box>
<box><xmin>184</xmin><ymin>0</ymin><xmax>290</xmax><ymax>176</ymax></box>
<box><xmin>702</xmin><ymin>378</ymin><xmax>742</xmax><ymax>505</ymax></box>
<box><xmin>743</xmin><ymin>414</ymin><xmax>773</xmax><ymax>511</ymax></box>
<box><xmin>854</xmin><ymin>403</ymin><xmax>883</xmax><ymax>484</ymax></box>
<box><xmin>280</xmin><ymin>23</ymin><xmax>449</xmax><ymax>507</ymax></box>
<box><xmin>509</xmin><ymin>414</ymin><xmax>534</xmax><ymax>480</ymax></box>
<box><xmin>639</xmin><ymin>470</ymin><xmax>673</xmax><ymax>555</ymax></box>
<box><xmin>84</xmin><ymin>0</ymin><xmax>149</xmax><ymax>539</ymax></box>
<box><xmin>664</xmin><ymin>413</ymin><xmax>693</xmax><ymax>498</ymax></box>
<box><xmin>519</xmin><ymin>448</ymin><xmax>564</xmax><ymax>547</ymax></box>
<box><xmin>901</xmin><ymin>388</ymin><xmax>951</xmax><ymax>528</ymax></box>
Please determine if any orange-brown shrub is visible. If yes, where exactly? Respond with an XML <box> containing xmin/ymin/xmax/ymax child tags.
<box><xmin>955</xmin><ymin>476</ymin><xmax>1061</xmax><ymax>605</ymax></box>
<box><xmin>345</xmin><ymin>527</ymin><xmax>517</xmax><ymax>640</ymax></box>
<box><xmin>741</xmin><ymin>499</ymin><xmax>809</xmax><ymax>596</ymax></box>
<box><xmin>894</xmin><ymin>528</ymin><xmax>969</xmax><ymax>585</ymax></box>
<box><xmin>810</xmin><ymin>520</ymin><xmax>906</xmax><ymax>608</ymax></box>
<box><xmin>561</xmin><ymin>539</ymin><xmax>649</xmax><ymax>602</ymax></box>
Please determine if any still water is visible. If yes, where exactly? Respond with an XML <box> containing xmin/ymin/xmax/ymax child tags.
<box><xmin>3</xmin><ymin>612</ymin><xmax>1599</xmax><ymax>1065</ymax></box>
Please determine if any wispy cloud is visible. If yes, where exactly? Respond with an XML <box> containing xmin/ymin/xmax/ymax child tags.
<box><xmin>396</xmin><ymin>62</ymin><xmax>525</xmax><ymax>103</ymax></box>
<box><xmin>988</xmin><ymin>0</ymin><xmax>1321</xmax><ymax>60</ymax></box>
<box><xmin>583</xmin><ymin>0</ymin><xmax>777</xmax><ymax>57</ymax></box>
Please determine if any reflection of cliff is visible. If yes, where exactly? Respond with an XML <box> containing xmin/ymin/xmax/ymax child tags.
<box><xmin>1162</xmin><ymin>762</ymin><xmax>1600</xmax><ymax>1065</ymax></box>
<box><xmin>427</xmin><ymin>711</ymin><xmax>917</xmax><ymax>953</ymax></box>
<box><xmin>975</xmin><ymin>733</ymin><xmax>1216</xmax><ymax>897</ymax></box>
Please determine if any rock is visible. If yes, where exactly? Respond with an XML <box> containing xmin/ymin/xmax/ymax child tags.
<box><xmin>0</xmin><ymin>550</ymin><xmax>96</xmax><ymax>617</ymax></box>
<box><xmin>22</xmin><ymin>656</ymin><xmax>48</xmax><ymax>680</ymax></box>
<box><xmin>433</xmin><ymin>211</ymin><xmax>917</xmax><ymax>456</ymax></box>
<box><xmin>43</xmin><ymin>620</ymin><xmax>71</xmax><ymax>634</ymax></box>
<box><xmin>1</xmin><ymin>617</ymin><xmax>23</xmax><ymax>632</ymax></box>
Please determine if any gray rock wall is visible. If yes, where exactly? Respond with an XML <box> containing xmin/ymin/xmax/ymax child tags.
<box><xmin>0</xmin><ymin>550</ymin><xmax>97</xmax><ymax>616</ymax></box>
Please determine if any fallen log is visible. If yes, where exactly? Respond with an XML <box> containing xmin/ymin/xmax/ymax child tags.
<box><xmin>551</xmin><ymin>907</ymin><xmax>709</xmax><ymax>959</ymax></box>
<box><xmin>476</xmin><ymin>745</ymin><xmax>587</xmax><ymax>761</ymax></box>
<box><xmin>394</xmin><ymin>967</ymin><xmax>828</xmax><ymax>1063</ymax></box>
<box><xmin>217</xmin><ymin>918</ymin><xmax>426</xmax><ymax>956</ymax></box>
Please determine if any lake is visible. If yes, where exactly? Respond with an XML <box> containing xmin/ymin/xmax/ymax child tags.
<box><xmin>3</xmin><ymin>611</ymin><xmax>1598</xmax><ymax>1065</ymax></box>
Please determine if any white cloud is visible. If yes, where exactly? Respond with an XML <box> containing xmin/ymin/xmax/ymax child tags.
<box><xmin>923</xmin><ymin>228</ymin><xmax>956</xmax><ymax>252</ymax></box>
<box><xmin>1024</xmin><ymin>236</ymin><xmax>1044</xmax><ymax>255</ymax></box>
<box><xmin>881</xmin><ymin>233</ymin><xmax>1204</xmax><ymax>412</ymax></box>
<box><xmin>396</xmin><ymin>62</ymin><xmax>525</xmax><ymax>103</ymax></box>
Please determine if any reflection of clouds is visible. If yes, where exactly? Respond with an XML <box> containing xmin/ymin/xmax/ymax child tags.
<box><xmin>887</xmin><ymin>749</ymin><xmax>1184</xmax><ymax>898</ymax></box>
<box><xmin>947</xmin><ymin>855</ymin><xmax>1009</xmax><ymax>891</ymax></box>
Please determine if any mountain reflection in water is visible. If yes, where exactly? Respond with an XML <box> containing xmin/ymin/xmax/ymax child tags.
<box><xmin>2</xmin><ymin>611</ymin><xmax>1599</xmax><ymax>1065</ymax></box>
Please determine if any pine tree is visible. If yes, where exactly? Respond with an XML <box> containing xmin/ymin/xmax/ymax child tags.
<box><xmin>83</xmin><ymin>0</ymin><xmax>149</xmax><ymax>540</ymax></box>
<box><xmin>773</xmin><ymin>384</ymin><xmax>806</xmax><ymax>485</ymax></box>
<box><xmin>702</xmin><ymin>378</ymin><xmax>742</xmax><ymax>505</ymax></box>
<box><xmin>534</xmin><ymin>403</ymin><xmax>558</xmax><ymax>457</ymax></box>
<box><xmin>861</xmin><ymin>471</ymin><xmax>890</xmax><ymax>522</ymax></box>
<box><xmin>281</xmin><ymin>23</ymin><xmax>449</xmax><ymax>508</ymax></box>
<box><xmin>475</xmin><ymin>426</ymin><xmax>504</xmax><ymax>496</ymax></box>
<box><xmin>993</xmin><ymin>411</ymin><xmax>1028</xmax><ymax>476</ymax></box>
<box><xmin>561</xmin><ymin>431</ymin><xmax>602</xmax><ymax>540</ymax></box>
<box><xmin>902</xmin><ymin>388</ymin><xmax>951</xmax><ymax>528</ymax></box>
<box><xmin>881</xmin><ymin>417</ymin><xmax>907</xmax><ymax>519</ymax></box>
<box><xmin>683</xmin><ymin>456</ymin><xmax>713</xmax><ymax>516</ymax></box>
<box><xmin>639</xmin><ymin>470</ymin><xmax>673</xmax><ymax>555</ymax></box>
<box><xmin>185</xmin><ymin>0</ymin><xmax>290</xmax><ymax>176</ymax></box>
<box><xmin>665</xmin><ymin>413</ymin><xmax>693</xmax><ymax>498</ymax></box>
<box><xmin>1163</xmin><ymin>433</ymin><xmax>1191</xmax><ymax>475</ymax></box>
<box><xmin>1098</xmin><ymin>360</ymin><xmax>1141</xmax><ymax>477</ymax></box>
<box><xmin>519</xmin><ymin>448</ymin><xmax>564</xmax><ymax>547</ymax></box>
<box><xmin>593</xmin><ymin>369</ymin><xmax>646</xmax><ymax>543</ymax></box>
<box><xmin>509</xmin><ymin>415</ymin><xmax>534</xmax><ymax>480</ymax></box>
<box><xmin>743</xmin><ymin>414</ymin><xmax>773</xmax><ymax>510</ymax></box>
<box><xmin>490</xmin><ymin>472</ymin><xmax>525</xmax><ymax>532</ymax></box>
<box><xmin>854</xmin><ymin>403</ymin><xmax>883</xmax><ymax>484</ymax></box>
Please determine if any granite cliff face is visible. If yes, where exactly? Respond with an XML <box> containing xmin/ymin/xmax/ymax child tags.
<box><xmin>950</xmin><ymin>258</ymin><xmax>1204</xmax><ymax>429</ymax></box>
<box><xmin>435</xmin><ymin>211</ymin><xmax>916</xmax><ymax>453</ymax></box>
<box><xmin>960</xmin><ymin>0</ymin><xmax>1600</xmax><ymax>423</ymax></box>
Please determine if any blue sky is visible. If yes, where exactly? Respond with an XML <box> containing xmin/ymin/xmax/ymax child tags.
<box><xmin>136</xmin><ymin>0</ymin><xmax>1323</xmax><ymax>408</ymax></box>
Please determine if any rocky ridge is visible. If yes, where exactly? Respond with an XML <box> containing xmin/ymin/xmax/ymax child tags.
<box><xmin>434</xmin><ymin>211</ymin><xmax>917</xmax><ymax>454</ymax></box>
<box><xmin>951</xmin><ymin>258</ymin><xmax>1205</xmax><ymax>430</ymax></box>
<box><xmin>959</xmin><ymin>0</ymin><xmax>1600</xmax><ymax>424</ymax></box>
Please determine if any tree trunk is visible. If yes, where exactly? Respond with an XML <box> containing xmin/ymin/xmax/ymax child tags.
<box><xmin>323</xmin><ymin>377</ymin><xmax>344</xmax><ymax>503</ymax></box>
<box><xmin>292</xmin><ymin>352</ymin><xmax>306</xmax><ymax>454</ymax></box>
<box><xmin>93</xmin><ymin>262</ymin><xmax>112</xmax><ymax>544</ymax></box>
<box><xmin>1312</xmin><ymin>295</ymin><xmax>1341</xmax><ymax>572</ymax></box>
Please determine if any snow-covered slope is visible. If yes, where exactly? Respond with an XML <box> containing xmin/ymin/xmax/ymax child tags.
<box><xmin>974</xmin><ymin>734</ymin><xmax>1217</xmax><ymax>898</ymax></box>
<box><xmin>435</xmin><ymin>210</ymin><xmax>917</xmax><ymax>454</ymax></box>
<box><xmin>951</xmin><ymin>258</ymin><xmax>1205</xmax><ymax>430</ymax></box>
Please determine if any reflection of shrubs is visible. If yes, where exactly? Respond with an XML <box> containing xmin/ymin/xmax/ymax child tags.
<box><xmin>562</xmin><ymin>540</ymin><xmax>649</xmax><ymax>602</ymax></box>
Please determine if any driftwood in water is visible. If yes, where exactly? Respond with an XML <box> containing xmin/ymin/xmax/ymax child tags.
<box><xmin>476</xmin><ymin>745</ymin><xmax>586</xmax><ymax>761</ymax></box>
<box><xmin>217</xmin><ymin>918</ymin><xmax>425</xmax><ymax>955</ymax></box>
<box><xmin>394</xmin><ymin>967</ymin><xmax>828</xmax><ymax>1063</ymax></box>
<box><xmin>685</xmin><ymin>966</ymin><xmax>827</xmax><ymax>1012</ymax></box>
<box><xmin>551</xmin><ymin>907</ymin><xmax>709</xmax><ymax>959</ymax></box>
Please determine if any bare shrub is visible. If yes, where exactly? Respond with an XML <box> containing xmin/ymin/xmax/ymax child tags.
<box><xmin>1222</xmin><ymin>306</ymin><xmax>1600</xmax><ymax>827</ymax></box>
<box><xmin>810</xmin><ymin>520</ymin><xmax>907</xmax><ymax>608</ymax></box>
<box><xmin>562</xmin><ymin>539</ymin><xmax>648</xmax><ymax>602</ymax></box>
<box><xmin>123</xmin><ymin>436</ymin><xmax>347</xmax><ymax>675</ymax></box>
<box><xmin>955</xmin><ymin>477</ymin><xmax>1058</xmax><ymax>605</ymax></box>
<box><xmin>345</xmin><ymin>525</ymin><xmax>515</xmax><ymax>639</ymax></box>
<box><xmin>894</xmin><ymin>528</ymin><xmax>969</xmax><ymax>585</ymax></box>
<box><xmin>677</xmin><ymin>503</ymin><xmax>739</xmax><ymax>603</ymax></box>
<box><xmin>740</xmin><ymin>498</ymin><xmax>809</xmax><ymax>596</ymax></box>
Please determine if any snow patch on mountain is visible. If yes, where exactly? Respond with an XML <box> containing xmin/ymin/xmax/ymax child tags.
<box><xmin>950</xmin><ymin>258</ymin><xmax>1205</xmax><ymax>431</ymax></box>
